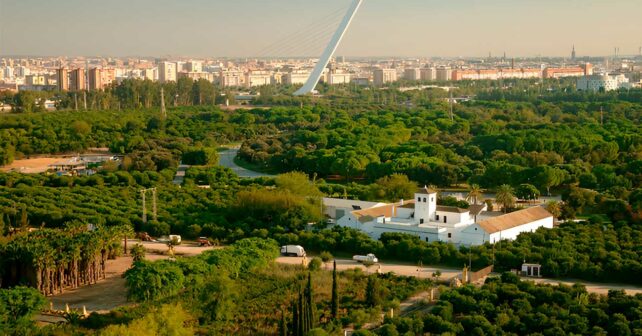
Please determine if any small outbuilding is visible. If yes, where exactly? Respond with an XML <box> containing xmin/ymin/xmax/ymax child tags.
<box><xmin>521</xmin><ymin>263</ymin><xmax>542</xmax><ymax>277</ymax></box>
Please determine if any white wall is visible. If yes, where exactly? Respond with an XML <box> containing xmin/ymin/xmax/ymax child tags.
<box><xmin>488</xmin><ymin>217</ymin><xmax>554</xmax><ymax>243</ymax></box>
<box><xmin>414</xmin><ymin>192</ymin><xmax>436</xmax><ymax>224</ymax></box>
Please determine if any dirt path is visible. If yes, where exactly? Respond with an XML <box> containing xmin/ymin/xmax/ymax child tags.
<box><xmin>48</xmin><ymin>254</ymin><xmax>167</xmax><ymax>313</ymax></box>
<box><xmin>46</xmin><ymin>241</ymin><xmax>214</xmax><ymax>315</ymax></box>
<box><xmin>276</xmin><ymin>257</ymin><xmax>461</xmax><ymax>281</ymax></box>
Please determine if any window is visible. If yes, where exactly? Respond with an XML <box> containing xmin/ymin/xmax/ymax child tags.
<box><xmin>436</xmin><ymin>214</ymin><xmax>440</xmax><ymax>221</ymax></box>
<box><xmin>431</xmin><ymin>197</ymin><xmax>434</xmax><ymax>202</ymax></box>
<box><xmin>417</xmin><ymin>197</ymin><xmax>420</xmax><ymax>202</ymax></box>
<box><xmin>425</xmin><ymin>237</ymin><xmax>429</xmax><ymax>242</ymax></box>
<box><xmin>423</xmin><ymin>198</ymin><xmax>426</xmax><ymax>202</ymax></box>
<box><xmin>420</xmin><ymin>218</ymin><xmax>424</xmax><ymax>224</ymax></box>
<box><xmin>443</xmin><ymin>216</ymin><xmax>447</xmax><ymax>223</ymax></box>
<box><xmin>474</xmin><ymin>227</ymin><xmax>478</xmax><ymax>231</ymax></box>
<box><xmin>448</xmin><ymin>233</ymin><xmax>452</xmax><ymax>238</ymax></box>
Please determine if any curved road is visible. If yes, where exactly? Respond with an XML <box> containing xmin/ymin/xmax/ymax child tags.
<box><xmin>218</xmin><ymin>148</ymin><xmax>274</xmax><ymax>178</ymax></box>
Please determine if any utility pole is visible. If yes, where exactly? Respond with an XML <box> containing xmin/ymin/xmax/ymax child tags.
<box><xmin>152</xmin><ymin>188</ymin><xmax>157</xmax><ymax>222</ymax></box>
<box><xmin>449</xmin><ymin>90</ymin><xmax>454</xmax><ymax>121</ymax></box>
<box><xmin>160</xmin><ymin>88</ymin><xmax>167</xmax><ymax>120</ymax></box>
<box><xmin>140</xmin><ymin>188</ymin><xmax>158</xmax><ymax>223</ymax></box>
<box><xmin>141</xmin><ymin>189</ymin><xmax>147</xmax><ymax>223</ymax></box>
<box><xmin>600</xmin><ymin>106</ymin><xmax>604</xmax><ymax>126</ymax></box>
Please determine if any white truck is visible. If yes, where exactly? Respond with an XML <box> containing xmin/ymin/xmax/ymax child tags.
<box><xmin>280</xmin><ymin>245</ymin><xmax>306</xmax><ymax>257</ymax></box>
<box><xmin>353</xmin><ymin>253</ymin><xmax>378</xmax><ymax>263</ymax></box>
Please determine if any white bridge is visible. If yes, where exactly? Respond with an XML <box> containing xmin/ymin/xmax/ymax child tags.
<box><xmin>293</xmin><ymin>0</ymin><xmax>364</xmax><ymax>96</ymax></box>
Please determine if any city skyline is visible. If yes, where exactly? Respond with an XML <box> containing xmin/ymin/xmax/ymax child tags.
<box><xmin>1</xmin><ymin>0</ymin><xmax>642</xmax><ymax>58</ymax></box>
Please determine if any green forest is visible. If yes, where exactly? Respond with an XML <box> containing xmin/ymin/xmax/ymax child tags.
<box><xmin>1</xmin><ymin>80</ymin><xmax>642</xmax><ymax>334</ymax></box>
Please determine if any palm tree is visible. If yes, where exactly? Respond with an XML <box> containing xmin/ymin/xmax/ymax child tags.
<box><xmin>495</xmin><ymin>185</ymin><xmax>515</xmax><ymax>213</ymax></box>
<box><xmin>466</xmin><ymin>184</ymin><xmax>484</xmax><ymax>205</ymax></box>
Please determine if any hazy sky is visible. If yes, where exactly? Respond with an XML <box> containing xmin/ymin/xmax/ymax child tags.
<box><xmin>1</xmin><ymin>0</ymin><xmax>641</xmax><ymax>58</ymax></box>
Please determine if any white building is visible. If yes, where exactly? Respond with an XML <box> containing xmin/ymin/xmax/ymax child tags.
<box><xmin>158</xmin><ymin>62</ymin><xmax>177</xmax><ymax>83</ymax></box>
<box><xmin>187</xmin><ymin>60</ymin><xmax>203</xmax><ymax>73</ymax></box>
<box><xmin>373</xmin><ymin>68</ymin><xmax>397</xmax><ymax>86</ymax></box>
<box><xmin>218</xmin><ymin>70</ymin><xmax>244</xmax><ymax>87</ymax></box>
<box><xmin>322</xmin><ymin>197</ymin><xmax>387</xmax><ymax>223</ymax></box>
<box><xmin>245</xmin><ymin>71</ymin><xmax>272</xmax><ymax>87</ymax></box>
<box><xmin>284</xmin><ymin>71</ymin><xmax>311</xmax><ymax>85</ymax></box>
<box><xmin>333</xmin><ymin>187</ymin><xmax>553</xmax><ymax>246</ymax></box>
<box><xmin>577</xmin><ymin>74</ymin><xmax>631</xmax><ymax>92</ymax></box>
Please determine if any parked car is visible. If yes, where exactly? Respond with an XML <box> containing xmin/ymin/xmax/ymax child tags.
<box><xmin>197</xmin><ymin>237</ymin><xmax>212</xmax><ymax>247</ymax></box>
<box><xmin>353</xmin><ymin>253</ymin><xmax>378</xmax><ymax>263</ymax></box>
<box><xmin>280</xmin><ymin>245</ymin><xmax>306</xmax><ymax>257</ymax></box>
<box><xmin>137</xmin><ymin>232</ymin><xmax>154</xmax><ymax>242</ymax></box>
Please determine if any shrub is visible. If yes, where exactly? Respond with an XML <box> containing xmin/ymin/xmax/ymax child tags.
<box><xmin>319</xmin><ymin>251</ymin><xmax>333</xmax><ymax>263</ymax></box>
<box><xmin>308</xmin><ymin>257</ymin><xmax>322</xmax><ymax>271</ymax></box>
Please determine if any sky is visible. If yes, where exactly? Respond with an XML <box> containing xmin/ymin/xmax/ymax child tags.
<box><xmin>1</xmin><ymin>0</ymin><xmax>641</xmax><ymax>58</ymax></box>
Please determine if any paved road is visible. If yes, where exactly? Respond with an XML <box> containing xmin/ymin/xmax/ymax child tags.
<box><xmin>218</xmin><ymin>148</ymin><xmax>274</xmax><ymax>178</ymax></box>
<box><xmin>276</xmin><ymin>257</ymin><xmax>642</xmax><ymax>296</ymax></box>
<box><xmin>173</xmin><ymin>164</ymin><xmax>190</xmax><ymax>185</ymax></box>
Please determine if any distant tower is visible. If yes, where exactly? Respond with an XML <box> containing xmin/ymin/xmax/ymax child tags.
<box><xmin>571</xmin><ymin>45</ymin><xmax>576</xmax><ymax>61</ymax></box>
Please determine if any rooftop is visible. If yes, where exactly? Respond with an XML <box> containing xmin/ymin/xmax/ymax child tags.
<box><xmin>478</xmin><ymin>207</ymin><xmax>552</xmax><ymax>234</ymax></box>
<box><xmin>416</xmin><ymin>186</ymin><xmax>437</xmax><ymax>195</ymax></box>
<box><xmin>353</xmin><ymin>200</ymin><xmax>415</xmax><ymax>223</ymax></box>
<box><xmin>436</xmin><ymin>205</ymin><xmax>469</xmax><ymax>214</ymax></box>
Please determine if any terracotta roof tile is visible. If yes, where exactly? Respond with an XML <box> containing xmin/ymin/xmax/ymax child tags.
<box><xmin>478</xmin><ymin>207</ymin><xmax>552</xmax><ymax>234</ymax></box>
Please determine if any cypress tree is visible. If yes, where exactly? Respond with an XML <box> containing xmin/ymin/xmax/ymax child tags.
<box><xmin>305</xmin><ymin>272</ymin><xmax>314</xmax><ymax>331</ymax></box>
<box><xmin>366</xmin><ymin>275</ymin><xmax>381</xmax><ymax>307</ymax></box>
<box><xmin>292</xmin><ymin>298</ymin><xmax>299</xmax><ymax>336</ymax></box>
<box><xmin>297</xmin><ymin>287</ymin><xmax>304</xmax><ymax>336</ymax></box>
<box><xmin>20</xmin><ymin>205</ymin><xmax>28</xmax><ymax>230</ymax></box>
<box><xmin>331</xmin><ymin>260</ymin><xmax>338</xmax><ymax>319</ymax></box>
<box><xmin>0</xmin><ymin>213</ymin><xmax>5</xmax><ymax>237</ymax></box>
<box><xmin>280</xmin><ymin>308</ymin><xmax>287</xmax><ymax>336</ymax></box>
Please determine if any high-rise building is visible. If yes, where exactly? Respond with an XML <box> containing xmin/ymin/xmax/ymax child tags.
<box><xmin>25</xmin><ymin>74</ymin><xmax>46</xmax><ymax>86</ymax></box>
<box><xmin>404</xmin><ymin>68</ymin><xmax>421</xmax><ymax>81</ymax></box>
<box><xmin>373</xmin><ymin>68</ymin><xmax>397</xmax><ymax>86</ymax></box>
<box><xmin>245</xmin><ymin>71</ymin><xmax>272</xmax><ymax>87</ymax></box>
<box><xmin>88</xmin><ymin>68</ymin><xmax>102</xmax><ymax>91</ymax></box>
<box><xmin>283</xmin><ymin>71</ymin><xmax>310</xmax><ymax>85</ymax></box>
<box><xmin>88</xmin><ymin>68</ymin><xmax>115</xmax><ymax>90</ymax></box>
<box><xmin>420</xmin><ymin>68</ymin><xmax>436</xmax><ymax>81</ymax></box>
<box><xmin>436</xmin><ymin>67</ymin><xmax>452</xmax><ymax>81</ymax></box>
<box><xmin>218</xmin><ymin>70</ymin><xmax>244</xmax><ymax>87</ymax></box>
<box><xmin>158</xmin><ymin>62</ymin><xmax>177</xmax><ymax>83</ymax></box>
<box><xmin>56</xmin><ymin>68</ymin><xmax>69</xmax><ymax>91</ymax></box>
<box><xmin>142</xmin><ymin>68</ymin><xmax>157</xmax><ymax>81</ymax></box>
<box><xmin>186</xmin><ymin>61</ymin><xmax>202</xmax><ymax>73</ymax></box>
<box><xmin>69</xmin><ymin>68</ymin><xmax>86</xmax><ymax>91</ymax></box>
<box><xmin>14</xmin><ymin>66</ymin><xmax>29</xmax><ymax>78</ymax></box>
<box><xmin>3</xmin><ymin>66</ymin><xmax>14</xmax><ymax>79</ymax></box>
